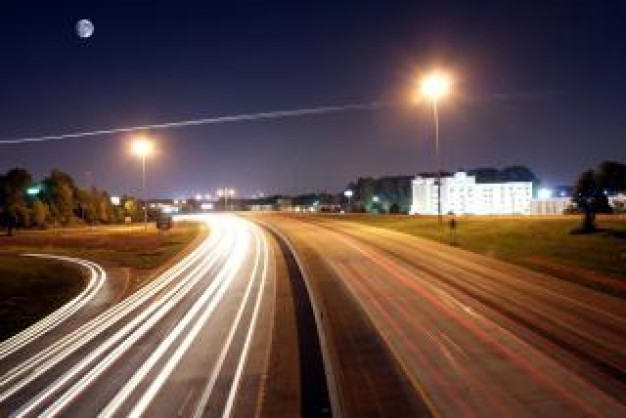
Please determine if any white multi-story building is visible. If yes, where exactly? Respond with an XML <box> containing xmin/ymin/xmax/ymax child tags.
<box><xmin>530</xmin><ymin>197</ymin><xmax>573</xmax><ymax>215</ymax></box>
<box><xmin>411</xmin><ymin>171</ymin><xmax>533</xmax><ymax>215</ymax></box>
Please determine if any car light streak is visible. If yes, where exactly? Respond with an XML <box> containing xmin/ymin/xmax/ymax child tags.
<box><xmin>0</xmin><ymin>227</ymin><xmax>226</xmax><ymax>403</ymax></box>
<box><xmin>191</xmin><ymin>225</ymin><xmax>269</xmax><ymax>418</ymax></box>
<box><xmin>0</xmin><ymin>215</ymin><xmax>273</xmax><ymax>417</ymax></box>
<box><xmin>120</xmin><ymin>225</ymin><xmax>260</xmax><ymax>417</ymax></box>
<box><xmin>222</xmin><ymin>225</ymin><xmax>270</xmax><ymax>418</ymax></box>
<box><xmin>0</xmin><ymin>228</ymin><xmax>221</xmax><ymax>390</ymax></box>
<box><xmin>11</xmin><ymin>224</ymin><xmax>238</xmax><ymax>416</ymax></box>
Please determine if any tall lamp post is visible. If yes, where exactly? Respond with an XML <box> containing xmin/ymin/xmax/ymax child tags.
<box><xmin>217</xmin><ymin>188</ymin><xmax>236</xmax><ymax>211</ymax></box>
<box><xmin>228</xmin><ymin>188</ymin><xmax>235</xmax><ymax>211</ymax></box>
<box><xmin>420</xmin><ymin>71</ymin><xmax>452</xmax><ymax>225</ymax></box>
<box><xmin>131</xmin><ymin>136</ymin><xmax>154</xmax><ymax>230</ymax></box>
<box><xmin>344</xmin><ymin>189</ymin><xmax>354</xmax><ymax>212</ymax></box>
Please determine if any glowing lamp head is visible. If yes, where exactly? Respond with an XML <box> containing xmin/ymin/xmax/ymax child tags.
<box><xmin>420</xmin><ymin>72</ymin><xmax>452</xmax><ymax>102</ymax></box>
<box><xmin>131</xmin><ymin>137</ymin><xmax>154</xmax><ymax>158</ymax></box>
<box><xmin>344</xmin><ymin>190</ymin><xmax>354</xmax><ymax>198</ymax></box>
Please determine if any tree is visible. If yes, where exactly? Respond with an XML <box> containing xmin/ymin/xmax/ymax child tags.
<box><xmin>0</xmin><ymin>168</ymin><xmax>33</xmax><ymax>232</ymax></box>
<box><xmin>573</xmin><ymin>168</ymin><xmax>613</xmax><ymax>232</ymax></box>
<box><xmin>123</xmin><ymin>196</ymin><xmax>141</xmax><ymax>221</ymax></box>
<box><xmin>75</xmin><ymin>187</ymin><xmax>96</xmax><ymax>224</ymax></box>
<box><xmin>596</xmin><ymin>161</ymin><xmax>626</xmax><ymax>194</ymax></box>
<box><xmin>43</xmin><ymin>169</ymin><xmax>76</xmax><ymax>226</ymax></box>
<box><xmin>31</xmin><ymin>199</ymin><xmax>49</xmax><ymax>228</ymax></box>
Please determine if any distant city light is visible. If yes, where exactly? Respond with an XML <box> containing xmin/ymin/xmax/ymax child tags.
<box><xmin>372</xmin><ymin>195</ymin><xmax>380</xmax><ymax>203</ymax></box>
<box><xmin>344</xmin><ymin>190</ymin><xmax>354</xmax><ymax>198</ymax></box>
<box><xmin>161</xmin><ymin>206</ymin><xmax>179</xmax><ymax>214</ymax></box>
<box><xmin>538</xmin><ymin>188</ymin><xmax>553</xmax><ymax>199</ymax></box>
<box><xmin>26</xmin><ymin>186</ymin><xmax>41</xmax><ymax>196</ymax></box>
<box><xmin>195</xmin><ymin>193</ymin><xmax>202</xmax><ymax>201</ymax></box>
<box><xmin>204</xmin><ymin>193</ymin><xmax>212</xmax><ymax>200</ymax></box>
<box><xmin>110</xmin><ymin>196</ymin><xmax>121</xmax><ymax>205</ymax></box>
<box><xmin>200</xmin><ymin>203</ymin><xmax>214</xmax><ymax>211</ymax></box>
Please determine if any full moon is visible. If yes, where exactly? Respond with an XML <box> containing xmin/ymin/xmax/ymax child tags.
<box><xmin>76</xmin><ymin>19</ymin><xmax>94</xmax><ymax>39</ymax></box>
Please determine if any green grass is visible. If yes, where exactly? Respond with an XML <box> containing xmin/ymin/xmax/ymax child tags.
<box><xmin>0</xmin><ymin>222</ymin><xmax>202</xmax><ymax>271</ymax></box>
<box><xmin>337</xmin><ymin>215</ymin><xmax>626</xmax><ymax>292</ymax></box>
<box><xmin>0</xmin><ymin>255</ymin><xmax>84</xmax><ymax>340</ymax></box>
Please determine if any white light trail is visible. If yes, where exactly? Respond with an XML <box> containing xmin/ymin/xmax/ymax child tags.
<box><xmin>11</xmin><ymin>221</ymin><xmax>233</xmax><ymax>416</ymax></box>
<box><xmin>192</xmin><ymin>225</ymin><xmax>268</xmax><ymax>418</ymax></box>
<box><xmin>0</xmin><ymin>102</ymin><xmax>381</xmax><ymax>145</ymax></box>
<box><xmin>0</xmin><ymin>217</ymin><xmax>224</xmax><ymax>404</ymax></box>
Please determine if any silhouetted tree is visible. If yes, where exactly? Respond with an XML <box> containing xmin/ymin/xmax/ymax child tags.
<box><xmin>43</xmin><ymin>169</ymin><xmax>76</xmax><ymax>225</ymax></box>
<box><xmin>573</xmin><ymin>167</ymin><xmax>613</xmax><ymax>232</ymax></box>
<box><xmin>0</xmin><ymin>168</ymin><xmax>33</xmax><ymax>233</ymax></box>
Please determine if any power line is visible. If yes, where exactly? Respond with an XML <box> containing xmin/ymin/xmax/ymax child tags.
<box><xmin>0</xmin><ymin>102</ymin><xmax>382</xmax><ymax>145</ymax></box>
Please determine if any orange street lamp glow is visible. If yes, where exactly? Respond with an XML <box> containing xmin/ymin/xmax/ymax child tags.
<box><xmin>130</xmin><ymin>136</ymin><xmax>154</xmax><ymax>230</ymax></box>
<box><xmin>131</xmin><ymin>137</ymin><xmax>154</xmax><ymax>158</ymax></box>
<box><xmin>418</xmin><ymin>70</ymin><xmax>453</xmax><ymax>225</ymax></box>
<box><xmin>420</xmin><ymin>71</ymin><xmax>452</xmax><ymax>102</ymax></box>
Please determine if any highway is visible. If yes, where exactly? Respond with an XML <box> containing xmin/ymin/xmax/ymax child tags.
<box><xmin>256</xmin><ymin>214</ymin><xmax>626</xmax><ymax>418</ymax></box>
<box><xmin>0</xmin><ymin>214</ymin><xmax>275</xmax><ymax>417</ymax></box>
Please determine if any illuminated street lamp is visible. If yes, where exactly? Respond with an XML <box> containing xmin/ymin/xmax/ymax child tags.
<box><xmin>344</xmin><ymin>189</ymin><xmax>354</xmax><ymax>212</ymax></box>
<box><xmin>131</xmin><ymin>136</ymin><xmax>154</xmax><ymax>230</ymax></box>
<box><xmin>217</xmin><ymin>188</ymin><xmax>236</xmax><ymax>211</ymax></box>
<box><xmin>227</xmin><ymin>188</ymin><xmax>236</xmax><ymax>211</ymax></box>
<box><xmin>419</xmin><ymin>70</ymin><xmax>452</xmax><ymax>224</ymax></box>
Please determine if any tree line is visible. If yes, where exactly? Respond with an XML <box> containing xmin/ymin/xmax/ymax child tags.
<box><xmin>0</xmin><ymin>167</ymin><xmax>143</xmax><ymax>235</ymax></box>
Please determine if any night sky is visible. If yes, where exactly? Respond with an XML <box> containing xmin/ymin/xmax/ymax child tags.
<box><xmin>1</xmin><ymin>0</ymin><xmax>625</xmax><ymax>198</ymax></box>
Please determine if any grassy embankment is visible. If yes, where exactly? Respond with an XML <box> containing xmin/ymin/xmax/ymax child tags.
<box><xmin>0</xmin><ymin>255</ymin><xmax>84</xmax><ymax>340</ymax></box>
<box><xmin>339</xmin><ymin>215</ymin><xmax>626</xmax><ymax>296</ymax></box>
<box><xmin>0</xmin><ymin>222</ymin><xmax>203</xmax><ymax>339</ymax></box>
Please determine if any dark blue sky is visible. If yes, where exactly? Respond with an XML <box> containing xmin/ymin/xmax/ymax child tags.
<box><xmin>1</xmin><ymin>0</ymin><xmax>625</xmax><ymax>197</ymax></box>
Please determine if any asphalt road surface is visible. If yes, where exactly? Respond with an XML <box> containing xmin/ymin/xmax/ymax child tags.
<box><xmin>0</xmin><ymin>214</ymin><xmax>276</xmax><ymax>417</ymax></box>
<box><xmin>256</xmin><ymin>214</ymin><xmax>626</xmax><ymax>418</ymax></box>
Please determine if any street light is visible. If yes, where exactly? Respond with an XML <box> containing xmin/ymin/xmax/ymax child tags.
<box><xmin>217</xmin><ymin>188</ymin><xmax>236</xmax><ymax>211</ymax></box>
<box><xmin>344</xmin><ymin>189</ymin><xmax>354</xmax><ymax>212</ymax></box>
<box><xmin>420</xmin><ymin>70</ymin><xmax>452</xmax><ymax>224</ymax></box>
<box><xmin>131</xmin><ymin>136</ymin><xmax>154</xmax><ymax>230</ymax></box>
